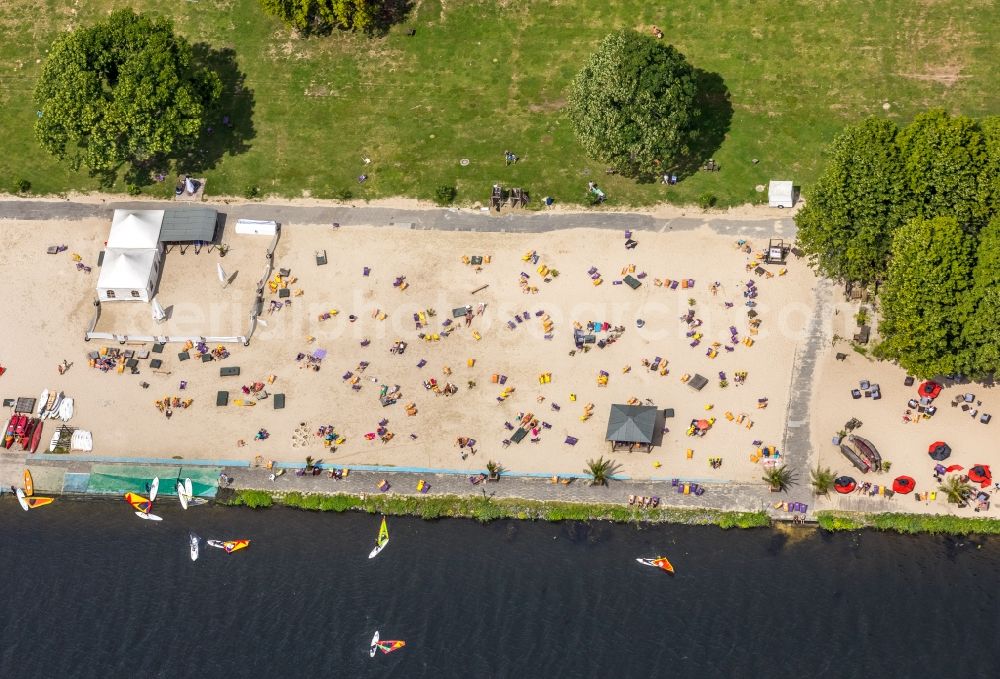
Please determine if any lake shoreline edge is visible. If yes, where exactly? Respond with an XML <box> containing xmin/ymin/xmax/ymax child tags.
<box><xmin>221</xmin><ymin>488</ymin><xmax>1000</xmax><ymax>535</ymax></box>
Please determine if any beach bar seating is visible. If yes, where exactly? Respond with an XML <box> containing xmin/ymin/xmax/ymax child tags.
<box><xmin>839</xmin><ymin>443</ymin><xmax>870</xmax><ymax>472</ymax></box>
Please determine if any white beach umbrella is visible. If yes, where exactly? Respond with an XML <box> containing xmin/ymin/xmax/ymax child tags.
<box><xmin>150</xmin><ymin>296</ymin><xmax>167</xmax><ymax>323</ymax></box>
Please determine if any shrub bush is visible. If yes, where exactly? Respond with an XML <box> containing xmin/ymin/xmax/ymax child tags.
<box><xmin>434</xmin><ymin>185</ymin><xmax>457</xmax><ymax>205</ymax></box>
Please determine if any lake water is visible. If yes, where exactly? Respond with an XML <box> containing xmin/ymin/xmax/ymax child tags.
<box><xmin>1</xmin><ymin>498</ymin><xmax>997</xmax><ymax>678</ymax></box>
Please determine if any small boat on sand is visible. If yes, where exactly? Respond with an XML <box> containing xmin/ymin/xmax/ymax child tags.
<box><xmin>636</xmin><ymin>557</ymin><xmax>675</xmax><ymax>574</ymax></box>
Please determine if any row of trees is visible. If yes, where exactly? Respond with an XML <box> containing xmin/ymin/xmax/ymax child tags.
<box><xmin>259</xmin><ymin>0</ymin><xmax>405</xmax><ymax>35</ymax></box>
<box><xmin>795</xmin><ymin>110</ymin><xmax>1000</xmax><ymax>378</ymax></box>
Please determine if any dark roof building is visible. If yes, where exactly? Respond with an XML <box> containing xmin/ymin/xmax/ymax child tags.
<box><xmin>159</xmin><ymin>207</ymin><xmax>219</xmax><ymax>242</ymax></box>
<box><xmin>605</xmin><ymin>404</ymin><xmax>664</xmax><ymax>452</ymax></box>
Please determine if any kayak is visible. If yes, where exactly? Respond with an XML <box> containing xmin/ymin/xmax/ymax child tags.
<box><xmin>636</xmin><ymin>557</ymin><xmax>675</xmax><ymax>574</ymax></box>
<box><xmin>208</xmin><ymin>539</ymin><xmax>250</xmax><ymax>554</ymax></box>
<box><xmin>189</xmin><ymin>533</ymin><xmax>200</xmax><ymax>561</ymax></box>
<box><xmin>135</xmin><ymin>511</ymin><xmax>163</xmax><ymax>521</ymax></box>
<box><xmin>15</xmin><ymin>487</ymin><xmax>29</xmax><ymax>512</ymax></box>
<box><xmin>26</xmin><ymin>497</ymin><xmax>54</xmax><ymax>509</ymax></box>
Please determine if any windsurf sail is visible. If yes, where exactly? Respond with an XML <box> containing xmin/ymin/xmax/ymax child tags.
<box><xmin>224</xmin><ymin>540</ymin><xmax>250</xmax><ymax>553</ymax></box>
<box><xmin>377</xmin><ymin>516</ymin><xmax>389</xmax><ymax>547</ymax></box>
<box><xmin>26</xmin><ymin>497</ymin><xmax>54</xmax><ymax>509</ymax></box>
<box><xmin>376</xmin><ymin>640</ymin><xmax>406</xmax><ymax>654</ymax></box>
<box><xmin>125</xmin><ymin>492</ymin><xmax>152</xmax><ymax>513</ymax></box>
<box><xmin>652</xmin><ymin>557</ymin><xmax>674</xmax><ymax>574</ymax></box>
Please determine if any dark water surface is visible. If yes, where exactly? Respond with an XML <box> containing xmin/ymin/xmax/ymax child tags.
<box><xmin>1</xmin><ymin>499</ymin><xmax>998</xmax><ymax>678</ymax></box>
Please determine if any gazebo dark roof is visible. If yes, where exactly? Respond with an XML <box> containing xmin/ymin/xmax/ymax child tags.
<box><xmin>605</xmin><ymin>404</ymin><xmax>659</xmax><ymax>444</ymax></box>
<box><xmin>159</xmin><ymin>207</ymin><xmax>218</xmax><ymax>242</ymax></box>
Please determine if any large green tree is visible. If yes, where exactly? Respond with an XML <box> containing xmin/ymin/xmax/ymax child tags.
<box><xmin>959</xmin><ymin>216</ymin><xmax>1000</xmax><ymax>377</ymax></box>
<box><xmin>568</xmin><ymin>29</ymin><xmax>699</xmax><ymax>177</ymax></box>
<box><xmin>794</xmin><ymin>117</ymin><xmax>907</xmax><ymax>283</ymax></box>
<box><xmin>896</xmin><ymin>109</ymin><xmax>990</xmax><ymax>231</ymax></box>
<box><xmin>876</xmin><ymin>216</ymin><xmax>975</xmax><ymax>377</ymax></box>
<box><xmin>34</xmin><ymin>9</ymin><xmax>222</xmax><ymax>180</ymax></box>
<box><xmin>260</xmin><ymin>0</ymin><xmax>386</xmax><ymax>34</ymax></box>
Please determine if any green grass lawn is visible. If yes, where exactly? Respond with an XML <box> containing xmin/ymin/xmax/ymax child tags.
<box><xmin>0</xmin><ymin>0</ymin><xmax>997</xmax><ymax>206</ymax></box>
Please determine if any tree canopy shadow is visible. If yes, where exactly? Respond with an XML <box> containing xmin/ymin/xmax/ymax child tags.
<box><xmin>177</xmin><ymin>44</ymin><xmax>256</xmax><ymax>177</ymax></box>
<box><xmin>674</xmin><ymin>68</ymin><xmax>733</xmax><ymax>179</ymax></box>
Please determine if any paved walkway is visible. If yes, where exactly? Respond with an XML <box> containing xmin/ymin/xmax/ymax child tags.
<box><xmin>779</xmin><ymin>278</ymin><xmax>834</xmax><ymax>512</ymax></box>
<box><xmin>0</xmin><ymin>199</ymin><xmax>797</xmax><ymax>237</ymax></box>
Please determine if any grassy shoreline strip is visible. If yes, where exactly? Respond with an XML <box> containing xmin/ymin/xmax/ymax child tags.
<box><xmin>816</xmin><ymin>511</ymin><xmax>1000</xmax><ymax>535</ymax></box>
<box><xmin>225</xmin><ymin>489</ymin><xmax>771</xmax><ymax>528</ymax></box>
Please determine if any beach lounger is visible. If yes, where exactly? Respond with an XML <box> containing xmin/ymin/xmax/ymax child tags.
<box><xmin>220</xmin><ymin>366</ymin><xmax>240</xmax><ymax>377</ymax></box>
<box><xmin>564</xmin><ymin>436</ymin><xmax>578</xmax><ymax>446</ymax></box>
<box><xmin>273</xmin><ymin>393</ymin><xmax>285</xmax><ymax>410</ymax></box>
<box><xmin>201</xmin><ymin>354</ymin><xmax>214</xmax><ymax>363</ymax></box>
<box><xmin>152</xmin><ymin>343</ymin><xmax>164</xmax><ymax>354</ymax></box>
<box><xmin>216</xmin><ymin>391</ymin><xmax>229</xmax><ymax>407</ymax></box>
<box><xmin>178</xmin><ymin>351</ymin><xmax>190</xmax><ymax>361</ymax></box>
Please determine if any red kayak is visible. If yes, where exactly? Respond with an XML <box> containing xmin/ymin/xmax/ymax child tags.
<box><xmin>27</xmin><ymin>420</ymin><xmax>43</xmax><ymax>453</ymax></box>
<box><xmin>4</xmin><ymin>415</ymin><xmax>26</xmax><ymax>449</ymax></box>
<box><xmin>20</xmin><ymin>418</ymin><xmax>37</xmax><ymax>450</ymax></box>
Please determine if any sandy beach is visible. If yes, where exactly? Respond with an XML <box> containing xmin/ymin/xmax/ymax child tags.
<box><xmin>1</xmin><ymin>215</ymin><xmax>813</xmax><ymax>483</ymax></box>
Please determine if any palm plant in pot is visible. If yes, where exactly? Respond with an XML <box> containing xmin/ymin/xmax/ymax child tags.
<box><xmin>762</xmin><ymin>465</ymin><xmax>795</xmax><ymax>492</ymax></box>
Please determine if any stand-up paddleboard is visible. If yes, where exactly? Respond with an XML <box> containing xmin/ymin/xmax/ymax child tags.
<box><xmin>26</xmin><ymin>497</ymin><xmax>54</xmax><ymax>509</ymax></box>
<box><xmin>15</xmin><ymin>487</ymin><xmax>29</xmax><ymax>512</ymax></box>
<box><xmin>47</xmin><ymin>392</ymin><xmax>64</xmax><ymax>420</ymax></box>
<box><xmin>369</xmin><ymin>631</ymin><xmax>380</xmax><ymax>658</ymax></box>
<box><xmin>135</xmin><ymin>511</ymin><xmax>162</xmax><ymax>521</ymax></box>
<box><xmin>23</xmin><ymin>469</ymin><xmax>33</xmax><ymax>497</ymax></box>
<box><xmin>149</xmin><ymin>476</ymin><xmax>159</xmax><ymax>503</ymax></box>
<box><xmin>368</xmin><ymin>516</ymin><xmax>390</xmax><ymax>559</ymax></box>
<box><xmin>37</xmin><ymin>389</ymin><xmax>49</xmax><ymax>416</ymax></box>
<box><xmin>177</xmin><ymin>481</ymin><xmax>189</xmax><ymax>510</ymax></box>
<box><xmin>189</xmin><ymin>533</ymin><xmax>200</xmax><ymax>561</ymax></box>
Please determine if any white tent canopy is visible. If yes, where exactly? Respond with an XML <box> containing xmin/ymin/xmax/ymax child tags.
<box><xmin>768</xmin><ymin>181</ymin><xmax>795</xmax><ymax>208</ymax></box>
<box><xmin>108</xmin><ymin>210</ymin><xmax>164</xmax><ymax>249</ymax></box>
<box><xmin>97</xmin><ymin>248</ymin><xmax>159</xmax><ymax>301</ymax></box>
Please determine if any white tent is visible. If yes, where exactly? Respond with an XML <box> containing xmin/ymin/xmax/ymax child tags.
<box><xmin>768</xmin><ymin>181</ymin><xmax>795</xmax><ymax>208</ymax></box>
<box><xmin>96</xmin><ymin>248</ymin><xmax>160</xmax><ymax>302</ymax></box>
<box><xmin>108</xmin><ymin>210</ymin><xmax>164</xmax><ymax>249</ymax></box>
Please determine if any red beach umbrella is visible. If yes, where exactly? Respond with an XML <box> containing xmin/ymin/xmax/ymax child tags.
<box><xmin>928</xmin><ymin>441</ymin><xmax>951</xmax><ymax>461</ymax></box>
<box><xmin>834</xmin><ymin>476</ymin><xmax>856</xmax><ymax>494</ymax></box>
<box><xmin>968</xmin><ymin>465</ymin><xmax>992</xmax><ymax>488</ymax></box>
<box><xmin>918</xmin><ymin>381</ymin><xmax>942</xmax><ymax>399</ymax></box>
<box><xmin>892</xmin><ymin>476</ymin><xmax>916</xmax><ymax>494</ymax></box>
